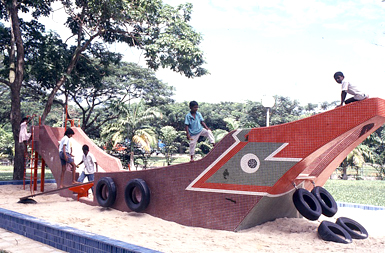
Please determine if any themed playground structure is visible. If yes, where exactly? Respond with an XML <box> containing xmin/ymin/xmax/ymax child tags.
<box><xmin>21</xmin><ymin>98</ymin><xmax>385</xmax><ymax>238</ymax></box>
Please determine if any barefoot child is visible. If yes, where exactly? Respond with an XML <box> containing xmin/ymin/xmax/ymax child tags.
<box><xmin>184</xmin><ymin>101</ymin><xmax>215</xmax><ymax>162</ymax></box>
<box><xmin>59</xmin><ymin>128</ymin><xmax>76</xmax><ymax>188</ymax></box>
<box><xmin>334</xmin><ymin>71</ymin><xmax>368</xmax><ymax>107</ymax></box>
<box><xmin>19</xmin><ymin>115</ymin><xmax>35</xmax><ymax>147</ymax></box>
<box><xmin>77</xmin><ymin>145</ymin><xmax>98</xmax><ymax>192</ymax></box>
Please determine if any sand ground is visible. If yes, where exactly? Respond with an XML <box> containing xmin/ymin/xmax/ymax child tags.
<box><xmin>0</xmin><ymin>184</ymin><xmax>384</xmax><ymax>253</ymax></box>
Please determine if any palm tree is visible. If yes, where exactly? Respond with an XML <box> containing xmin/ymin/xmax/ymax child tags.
<box><xmin>340</xmin><ymin>144</ymin><xmax>377</xmax><ymax>179</ymax></box>
<box><xmin>101</xmin><ymin>100</ymin><xmax>161</xmax><ymax>169</ymax></box>
<box><xmin>224</xmin><ymin>117</ymin><xmax>240</xmax><ymax>131</ymax></box>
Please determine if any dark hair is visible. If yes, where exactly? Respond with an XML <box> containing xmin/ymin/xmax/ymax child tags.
<box><xmin>20</xmin><ymin>117</ymin><xmax>29</xmax><ymax>124</ymax></box>
<box><xmin>64</xmin><ymin>128</ymin><xmax>75</xmax><ymax>136</ymax></box>
<box><xmin>189</xmin><ymin>101</ymin><xmax>198</xmax><ymax>108</ymax></box>
<box><xmin>334</xmin><ymin>72</ymin><xmax>344</xmax><ymax>79</ymax></box>
<box><xmin>82</xmin><ymin>144</ymin><xmax>89</xmax><ymax>151</ymax></box>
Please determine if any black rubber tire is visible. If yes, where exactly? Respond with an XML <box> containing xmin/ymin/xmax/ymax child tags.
<box><xmin>95</xmin><ymin>177</ymin><xmax>117</xmax><ymax>207</ymax></box>
<box><xmin>292</xmin><ymin>188</ymin><xmax>322</xmax><ymax>220</ymax></box>
<box><xmin>124</xmin><ymin>178</ymin><xmax>151</xmax><ymax>212</ymax></box>
<box><xmin>318</xmin><ymin>220</ymin><xmax>352</xmax><ymax>244</ymax></box>
<box><xmin>311</xmin><ymin>186</ymin><xmax>338</xmax><ymax>217</ymax></box>
<box><xmin>336</xmin><ymin>217</ymin><xmax>368</xmax><ymax>239</ymax></box>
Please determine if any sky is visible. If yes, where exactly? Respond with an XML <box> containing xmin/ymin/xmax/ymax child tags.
<box><xmin>42</xmin><ymin>0</ymin><xmax>385</xmax><ymax>105</ymax></box>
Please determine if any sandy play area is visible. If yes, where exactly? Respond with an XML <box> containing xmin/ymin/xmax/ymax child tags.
<box><xmin>0</xmin><ymin>183</ymin><xmax>384</xmax><ymax>253</ymax></box>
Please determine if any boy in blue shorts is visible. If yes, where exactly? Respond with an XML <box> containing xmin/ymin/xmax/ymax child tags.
<box><xmin>185</xmin><ymin>101</ymin><xmax>215</xmax><ymax>162</ymax></box>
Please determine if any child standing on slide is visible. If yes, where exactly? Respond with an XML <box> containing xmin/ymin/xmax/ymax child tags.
<box><xmin>185</xmin><ymin>101</ymin><xmax>215</xmax><ymax>162</ymax></box>
<box><xmin>59</xmin><ymin>128</ymin><xmax>77</xmax><ymax>188</ymax></box>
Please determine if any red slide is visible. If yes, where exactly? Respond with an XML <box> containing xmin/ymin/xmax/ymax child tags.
<box><xmin>32</xmin><ymin>126</ymin><xmax>122</xmax><ymax>196</ymax></box>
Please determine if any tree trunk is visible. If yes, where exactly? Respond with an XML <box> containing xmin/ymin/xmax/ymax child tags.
<box><xmin>10</xmin><ymin>84</ymin><xmax>24</xmax><ymax>180</ymax></box>
<box><xmin>342</xmin><ymin>167</ymin><xmax>348</xmax><ymax>180</ymax></box>
<box><xmin>9</xmin><ymin>0</ymin><xmax>26</xmax><ymax>180</ymax></box>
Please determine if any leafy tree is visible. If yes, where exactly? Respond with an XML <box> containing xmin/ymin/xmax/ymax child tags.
<box><xmin>223</xmin><ymin>117</ymin><xmax>240</xmax><ymax>131</ymax></box>
<box><xmin>68</xmin><ymin>61</ymin><xmax>174</xmax><ymax>137</ymax></box>
<box><xmin>0</xmin><ymin>0</ymin><xmax>207</xmax><ymax>179</ymax></box>
<box><xmin>158</xmin><ymin>101</ymin><xmax>189</xmax><ymax>131</ymax></box>
<box><xmin>339</xmin><ymin>144</ymin><xmax>377</xmax><ymax>180</ymax></box>
<box><xmin>160</xmin><ymin>126</ymin><xmax>179</xmax><ymax>165</ymax></box>
<box><xmin>0</xmin><ymin>126</ymin><xmax>13</xmax><ymax>161</ymax></box>
<box><xmin>363</xmin><ymin>126</ymin><xmax>385</xmax><ymax>179</ymax></box>
<box><xmin>101</xmin><ymin>100</ymin><xmax>160</xmax><ymax>169</ymax></box>
<box><xmin>38</xmin><ymin>0</ymin><xmax>207</xmax><ymax>123</ymax></box>
<box><xmin>0</xmin><ymin>83</ymin><xmax>10</xmax><ymax>127</ymax></box>
<box><xmin>212</xmin><ymin>129</ymin><xmax>228</xmax><ymax>143</ymax></box>
<box><xmin>0</xmin><ymin>0</ymin><xmax>55</xmax><ymax>179</ymax></box>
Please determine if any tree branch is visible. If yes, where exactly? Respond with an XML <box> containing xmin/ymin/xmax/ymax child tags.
<box><xmin>0</xmin><ymin>78</ymin><xmax>11</xmax><ymax>87</ymax></box>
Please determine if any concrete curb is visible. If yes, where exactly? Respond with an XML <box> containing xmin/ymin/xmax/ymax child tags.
<box><xmin>0</xmin><ymin>179</ymin><xmax>56</xmax><ymax>185</ymax></box>
<box><xmin>0</xmin><ymin>207</ymin><xmax>161</xmax><ymax>253</ymax></box>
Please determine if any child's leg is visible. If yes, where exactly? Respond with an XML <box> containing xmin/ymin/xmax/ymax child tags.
<box><xmin>200</xmin><ymin>129</ymin><xmax>215</xmax><ymax>145</ymax></box>
<box><xmin>88</xmin><ymin>174</ymin><xmax>95</xmax><ymax>193</ymax></box>
<box><xmin>60</xmin><ymin>165</ymin><xmax>65</xmax><ymax>188</ymax></box>
<box><xmin>77</xmin><ymin>171</ymin><xmax>86</xmax><ymax>183</ymax></box>
<box><xmin>70</xmin><ymin>162</ymin><xmax>77</xmax><ymax>183</ymax></box>
<box><xmin>189</xmin><ymin>134</ymin><xmax>200</xmax><ymax>161</ymax></box>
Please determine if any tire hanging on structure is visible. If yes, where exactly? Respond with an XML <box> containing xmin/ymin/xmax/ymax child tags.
<box><xmin>95</xmin><ymin>177</ymin><xmax>117</xmax><ymax>207</ymax></box>
<box><xmin>124</xmin><ymin>178</ymin><xmax>151</xmax><ymax>212</ymax></box>
<box><xmin>292</xmin><ymin>188</ymin><xmax>322</xmax><ymax>220</ymax></box>
<box><xmin>318</xmin><ymin>220</ymin><xmax>352</xmax><ymax>244</ymax></box>
<box><xmin>336</xmin><ymin>217</ymin><xmax>368</xmax><ymax>239</ymax></box>
<box><xmin>311</xmin><ymin>186</ymin><xmax>338</xmax><ymax>217</ymax></box>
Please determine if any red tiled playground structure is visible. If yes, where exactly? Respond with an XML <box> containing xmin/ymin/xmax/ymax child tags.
<box><xmin>30</xmin><ymin>97</ymin><xmax>385</xmax><ymax>231</ymax></box>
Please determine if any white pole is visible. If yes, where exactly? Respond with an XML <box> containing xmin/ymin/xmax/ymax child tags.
<box><xmin>266</xmin><ymin>107</ymin><xmax>270</xmax><ymax>127</ymax></box>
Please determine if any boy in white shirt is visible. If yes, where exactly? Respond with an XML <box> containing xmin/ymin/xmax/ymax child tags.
<box><xmin>59</xmin><ymin>128</ymin><xmax>76</xmax><ymax>188</ymax></box>
<box><xmin>334</xmin><ymin>72</ymin><xmax>368</xmax><ymax>107</ymax></box>
<box><xmin>77</xmin><ymin>145</ymin><xmax>98</xmax><ymax>190</ymax></box>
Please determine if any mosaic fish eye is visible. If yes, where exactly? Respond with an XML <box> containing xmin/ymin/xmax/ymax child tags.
<box><xmin>240</xmin><ymin>153</ymin><xmax>260</xmax><ymax>173</ymax></box>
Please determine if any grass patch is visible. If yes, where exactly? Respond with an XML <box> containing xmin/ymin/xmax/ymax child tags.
<box><xmin>324</xmin><ymin>179</ymin><xmax>385</xmax><ymax>207</ymax></box>
<box><xmin>135</xmin><ymin>155</ymin><xmax>191</xmax><ymax>168</ymax></box>
<box><xmin>0</xmin><ymin>165</ymin><xmax>54</xmax><ymax>181</ymax></box>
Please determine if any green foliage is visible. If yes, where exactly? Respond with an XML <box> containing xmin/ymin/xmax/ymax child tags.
<box><xmin>61</xmin><ymin>0</ymin><xmax>207</xmax><ymax>77</ymax></box>
<box><xmin>212</xmin><ymin>129</ymin><xmax>228</xmax><ymax>143</ymax></box>
<box><xmin>160</xmin><ymin>126</ymin><xmax>179</xmax><ymax>165</ymax></box>
<box><xmin>0</xmin><ymin>83</ymin><xmax>10</xmax><ymax>126</ymax></box>
<box><xmin>223</xmin><ymin>117</ymin><xmax>240</xmax><ymax>131</ymax></box>
<box><xmin>324</xmin><ymin>180</ymin><xmax>385</xmax><ymax>207</ymax></box>
<box><xmin>67</xmin><ymin>60</ymin><xmax>174</xmax><ymax>137</ymax></box>
<box><xmin>0</xmin><ymin>127</ymin><xmax>13</xmax><ymax>160</ymax></box>
<box><xmin>101</xmin><ymin>100</ymin><xmax>160</xmax><ymax>167</ymax></box>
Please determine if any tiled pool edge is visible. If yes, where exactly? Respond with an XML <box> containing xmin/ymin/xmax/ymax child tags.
<box><xmin>0</xmin><ymin>207</ymin><xmax>161</xmax><ymax>253</ymax></box>
<box><xmin>337</xmin><ymin>201</ymin><xmax>385</xmax><ymax>211</ymax></box>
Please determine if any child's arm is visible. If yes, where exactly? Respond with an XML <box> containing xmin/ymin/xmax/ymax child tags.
<box><xmin>95</xmin><ymin>162</ymin><xmax>99</xmax><ymax>172</ymax></box>
<box><xmin>26</xmin><ymin>114</ymin><xmax>35</xmax><ymax>124</ymax></box>
<box><xmin>201</xmin><ymin>121</ymin><xmax>211</xmax><ymax>131</ymax></box>
<box><xmin>62</xmin><ymin>144</ymin><xmax>68</xmax><ymax>160</ymax></box>
<box><xmin>338</xmin><ymin>91</ymin><xmax>347</xmax><ymax>107</ymax></box>
<box><xmin>185</xmin><ymin>125</ymin><xmax>192</xmax><ymax>140</ymax></box>
<box><xmin>77</xmin><ymin>161</ymin><xmax>84</xmax><ymax>168</ymax></box>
